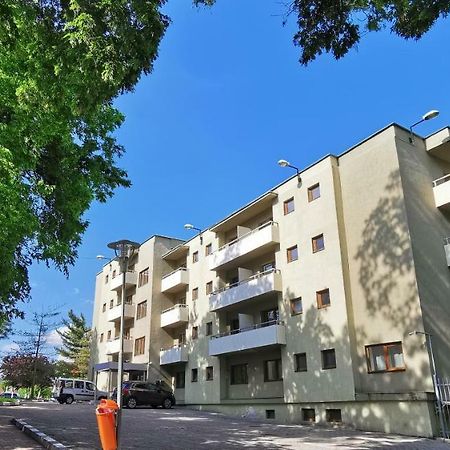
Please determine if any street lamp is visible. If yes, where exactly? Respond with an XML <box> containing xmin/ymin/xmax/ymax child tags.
<box><xmin>408</xmin><ymin>330</ymin><xmax>446</xmax><ymax>437</ymax></box>
<box><xmin>278</xmin><ymin>159</ymin><xmax>301</xmax><ymax>182</ymax></box>
<box><xmin>409</xmin><ymin>109</ymin><xmax>439</xmax><ymax>143</ymax></box>
<box><xmin>184</xmin><ymin>223</ymin><xmax>203</xmax><ymax>244</ymax></box>
<box><xmin>107</xmin><ymin>239</ymin><xmax>140</xmax><ymax>449</ymax></box>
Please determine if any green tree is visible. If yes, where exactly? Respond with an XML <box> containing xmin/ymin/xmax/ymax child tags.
<box><xmin>0</xmin><ymin>1</ymin><xmax>169</xmax><ymax>321</ymax></box>
<box><xmin>194</xmin><ymin>1</ymin><xmax>450</xmax><ymax>64</ymax></box>
<box><xmin>57</xmin><ymin>310</ymin><xmax>90</xmax><ymax>378</ymax></box>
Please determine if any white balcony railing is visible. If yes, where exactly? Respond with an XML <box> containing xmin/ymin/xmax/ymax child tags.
<box><xmin>161</xmin><ymin>268</ymin><xmax>189</xmax><ymax>293</ymax></box>
<box><xmin>209</xmin><ymin>221</ymin><xmax>280</xmax><ymax>271</ymax></box>
<box><xmin>106</xmin><ymin>337</ymin><xmax>133</xmax><ymax>355</ymax></box>
<box><xmin>110</xmin><ymin>271</ymin><xmax>138</xmax><ymax>292</ymax></box>
<box><xmin>160</xmin><ymin>345</ymin><xmax>188</xmax><ymax>365</ymax></box>
<box><xmin>209</xmin><ymin>320</ymin><xmax>286</xmax><ymax>356</ymax></box>
<box><xmin>209</xmin><ymin>269</ymin><xmax>282</xmax><ymax>312</ymax></box>
<box><xmin>107</xmin><ymin>302</ymin><xmax>135</xmax><ymax>322</ymax></box>
<box><xmin>161</xmin><ymin>304</ymin><xmax>189</xmax><ymax>328</ymax></box>
<box><xmin>432</xmin><ymin>174</ymin><xmax>450</xmax><ymax>209</ymax></box>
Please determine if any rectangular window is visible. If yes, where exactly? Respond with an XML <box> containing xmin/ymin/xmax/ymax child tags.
<box><xmin>125</xmin><ymin>295</ymin><xmax>133</xmax><ymax>305</ymax></box>
<box><xmin>262</xmin><ymin>262</ymin><xmax>275</xmax><ymax>272</ymax></box>
<box><xmin>109</xmin><ymin>299</ymin><xmax>114</xmax><ymax>309</ymax></box>
<box><xmin>102</xmin><ymin>303</ymin><xmax>106</xmax><ymax>312</ymax></box>
<box><xmin>134</xmin><ymin>336</ymin><xmax>145</xmax><ymax>356</ymax></box>
<box><xmin>326</xmin><ymin>409</ymin><xmax>342</xmax><ymax>423</ymax></box>
<box><xmin>206</xmin><ymin>366</ymin><xmax>214</xmax><ymax>381</ymax></box>
<box><xmin>192</xmin><ymin>251</ymin><xmax>199</xmax><ymax>263</ymax></box>
<box><xmin>175</xmin><ymin>371</ymin><xmax>185</xmax><ymax>389</ymax></box>
<box><xmin>205</xmin><ymin>244</ymin><xmax>212</xmax><ymax>256</ymax></box>
<box><xmin>100</xmin><ymin>333</ymin><xmax>104</xmax><ymax>343</ymax></box>
<box><xmin>138</xmin><ymin>268</ymin><xmax>149</xmax><ymax>287</ymax></box>
<box><xmin>366</xmin><ymin>342</ymin><xmax>405</xmax><ymax>373</ymax></box>
<box><xmin>287</xmin><ymin>245</ymin><xmax>298</xmax><ymax>263</ymax></box>
<box><xmin>316</xmin><ymin>289</ymin><xmax>331</xmax><ymax>309</ymax></box>
<box><xmin>321</xmin><ymin>349</ymin><xmax>336</xmax><ymax>370</ymax></box>
<box><xmin>191</xmin><ymin>368</ymin><xmax>198</xmax><ymax>383</ymax></box>
<box><xmin>312</xmin><ymin>234</ymin><xmax>325</xmax><ymax>253</ymax></box>
<box><xmin>290</xmin><ymin>297</ymin><xmax>303</xmax><ymax>315</ymax></box>
<box><xmin>136</xmin><ymin>300</ymin><xmax>147</xmax><ymax>320</ymax></box>
<box><xmin>192</xmin><ymin>287</ymin><xmax>198</xmax><ymax>301</ymax></box>
<box><xmin>266</xmin><ymin>410</ymin><xmax>275</xmax><ymax>419</ymax></box>
<box><xmin>295</xmin><ymin>353</ymin><xmax>307</xmax><ymax>372</ymax></box>
<box><xmin>302</xmin><ymin>408</ymin><xmax>316</xmax><ymax>422</ymax></box>
<box><xmin>206</xmin><ymin>322</ymin><xmax>213</xmax><ymax>336</ymax></box>
<box><xmin>283</xmin><ymin>197</ymin><xmax>295</xmax><ymax>215</ymax></box>
<box><xmin>107</xmin><ymin>330</ymin><xmax>111</xmax><ymax>340</ymax></box>
<box><xmin>105</xmin><ymin>275</ymin><xmax>109</xmax><ymax>284</ymax></box>
<box><xmin>206</xmin><ymin>281</ymin><xmax>213</xmax><ymax>295</ymax></box>
<box><xmin>192</xmin><ymin>326</ymin><xmax>198</xmax><ymax>340</ymax></box>
<box><xmin>112</xmin><ymin>269</ymin><xmax>116</xmax><ymax>279</ymax></box>
<box><xmin>230</xmin><ymin>364</ymin><xmax>248</xmax><ymax>385</ymax></box>
<box><xmin>264</xmin><ymin>359</ymin><xmax>282</xmax><ymax>381</ymax></box>
<box><xmin>308</xmin><ymin>183</ymin><xmax>321</xmax><ymax>202</ymax></box>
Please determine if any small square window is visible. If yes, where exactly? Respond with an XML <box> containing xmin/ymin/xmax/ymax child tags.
<box><xmin>290</xmin><ymin>297</ymin><xmax>303</xmax><ymax>315</ymax></box>
<box><xmin>100</xmin><ymin>333</ymin><xmax>104</xmax><ymax>343</ymax></box>
<box><xmin>366</xmin><ymin>342</ymin><xmax>405</xmax><ymax>373</ymax></box>
<box><xmin>192</xmin><ymin>326</ymin><xmax>198</xmax><ymax>340</ymax></box>
<box><xmin>266</xmin><ymin>410</ymin><xmax>275</xmax><ymax>419</ymax></box>
<box><xmin>326</xmin><ymin>409</ymin><xmax>342</xmax><ymax>423</ymax></box>
<box><xmin>206</xmin><ymin>366</ymin><xmax>214</xmax><ymax>381</ymax></box>
<box><xmin>191</xmin><ymin>368</ymin><xmax>198</xmax><ymax>382</ymax></box>
<box><xmin>283</xmin><ymin>197</ymin><xmax>295</xmax><ymax>215</ymax></box>
<box><xmin>206</xmin><ymin>322</ymin><xmax>213</xmax><ymax>336</ymax></box>
<box><xmin>302</xmin><ymin>408</ymin><xmax>316</xmax><ymax>422</ymax></box>
<box><xmin>287</xmin><ymin>245</ymin><xmax>298</xmax><ymax>263</ymax></box>
<box><xmin>206</xmin><ymin>281</ymin><xmax>213</xmax><ymax>295</ymax></box>
<box><xmin>105</xmin><ymin>275</ymin><xmax>109</xmax><ymax>284</ymax></box>
<box><xmin>205</xmin><ymin>244</ymin><xmax>212</xmax><ymax>256</ymax></box>
<box><xmin>308</xmin><ymin>183</ymin><xmax>320</xmax><ymax>202</ymax></box>
<box><xmin>109</xmin><ymin>299</ymin><xmax>114</xmax><ymax>309</ymax></box>
<box><xmin>312</xmin><ymin>234</ymin><xmax>325</xmax><ymax>253</ymax></box>
<box><xmin>317</xmin><ymin>289</ymin><xmax>330</xmax><ymax>309</ymax></box>
<box><xmin>107</xmin><ymin>330</ymin><xmax>111</xmax><ymax>340</ymax></box>
<box><xmin>192</xmin><ymin>251</ymin><xmax>199</xmax><ymax>263</ymax></box>
<box><xmin>294</xmin><ymin>353</ymin><xmax>307</xmax><ymax>372</ymax></box>
<box><xmin>321</xmin><ymin>349</ymin><xmax>336</xmax><ymax>370</ymax></box>
<box><xmin>102</xmin><ymin>303</ymin><xmax>106</xmax><ymax>312</ymax></box>
<box><xmin>192</xmin><ymin>287</ymin><xmax>198</xmax><ymax>301</ymax></box>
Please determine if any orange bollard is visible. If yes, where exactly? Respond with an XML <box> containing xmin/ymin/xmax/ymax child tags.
<box><xmin>96</xmin><ymin>399</ymin><xmax>119</xmax><ymax>450</ymax></box>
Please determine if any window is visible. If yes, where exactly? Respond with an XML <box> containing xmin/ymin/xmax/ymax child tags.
<box><xmin>112</xmin><ymin>269</ymin><xmax>117</xmax><ymax>279</ymax></box>
<box><xmin>102</xmin><ymin>303</ymin><xmax>106</xmax><ymax>312</ymax></box>
<box><xmin>230</xmin><ymin>364</ymin><xmax>248</xmax><ymax>385</ymax></box>
<box><xmin>134</xmin><ymin>336</ymin><xmax>145</xmax><ymax>355</ymax></box>
<box><xmin>302</xmin><ymin>408</ymin><xmax>316</xmax><ymax>422</ymax></box>
<box><xmin>65</xmin><ymin>380</ymin><xmax>73</xmax><ymax>389</ymax></box>
<box><xmin>290</xmin><ymin>297</ymin><xmax>303</xmax><ymax>315</ymax></box>
<box><xmin>192</xmin><ymin>251</ymin><xmax>199</xmax><ymax>263</ymax></box>
<box><xmin>100</xmin><ymin>333</ymin><xmax>104</xmax><ymax>343</ymax></box>
<box><xmin>75</xmin><ymin>381</ymin><xmax>84</xmax><ymax>389</ymax></box>
<box><xmin>109</xmin><ymin>299</ymin><xmax>114</xmax><ymax>309</ymax></box>
<box><xmin>105</xmin><ymin>275</ymin><xmax>109</xmax><ymax>284</ymax></box>
<box><xmin>308</xmin><ymin>183</ymin><xmax>321</xmax><ymax>202</ymax></box>
<box><xmin>175</xmin><ymin>371</ymin><xmax>185</xmax><ymax>389</ymax></box>
<box><xmin>206</xmin><ymin>366</ymin><xmax>214</xmax><ymax>381</ymax></box>
<box><xmin>107</xmin><ymin>330</ymin><xmax>111</xmax><ymax>340</ymax></box>
<box><xmin>312</xmin><ymin>234</ymin><xmax>325</xmax><ymax>253</ymax></box>
<box><xmin>366</xmin><ymin>342</ymin><xmax>405</xmax><ymax>373</ymax></box>
<box><xmin>191</xmin><ymin>368</ymin><xmax>198</xmax><ymax>382</ymax></box>
<box><xmin>321</xmin><ymin>349</ymin><xmax>336</xmax><ymax>370</ymax></box>
<box><xmin>262</xmin><ymin>262</ymin><xmax>275</xmax><ymax>272</ymax></box>
<box><xmin>125</xmin><ymin>295</ymin><xmax>133</xmax><ymax>305</ymax></box>
<box><xmin>136</xmin><ymin>300</ymin><xmax>147</xmax><ymax>320</ymax></box>
<box><xmin>206</xmin><ymin>281</ymin><xmax>213</xmax><ymax>295</ymax></box>
<box><xmin>294</xmin><ymin>353</ymin><xmax>307</xmax><ymax>372</ymax></box>
<box><xmin>264</xmin><ymin>359</ymin><xmax>282</xmax><ymax>381</ymax></box>
<box><xmin>192</xmin><ymin>326</ymin><xmax>198</xmax><ymax>340</ymax></box>
<box><xmin>287</xmin><ymin>245</ymin><xmax>298</xmax><ymax>263</ymax></box>
<box><xmin>266</xmin><ymin>410</ymin><xmax>275</xmax><ymax>419</ymax></box>
<box><xmin>138</xmin><ymin>268</ymin><xmax>149</xmax><ymax>287</ymax></box>
<box><xmin>206</xmin><ymin>322</ymin><xmax>213</xmax><ymax>336</ymax></box>
<box><xmin>326</xmin><ymin>409</ymin><xmax>342</xmax><ymax>423</ymax></box>
<box><xmin>205</xmin><ymin>244</ymin><xmax>212</xmax><ymax>256</ymax></box>
<box><xmin>316</xmin><ymin>289</ymin><xmax>331</xmax><ymax>309</ymax></box>
<box><xmin>261</xmin><ymin>308</ymin><xmax>279</xmax><ymax>324</ymax></box>
<box><xmin>283</xmin><ymin>197</ymin><xmax>295</xmax><ymax>215</ymax></box>
<box><xmin>86</xmin><ymin>382</ymin><xmax>95</xmax><ymax>391</ymax></box>
<box><xmin>192</xmin><ymin>287</ymin><xmax>199</xmax><ymax>301</ymax></box>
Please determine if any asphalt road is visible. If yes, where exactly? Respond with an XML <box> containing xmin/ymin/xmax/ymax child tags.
<box><xmin>1</xmin><ymin>402</ymin><xmax>449</xmax><ymax>450</ymax></box>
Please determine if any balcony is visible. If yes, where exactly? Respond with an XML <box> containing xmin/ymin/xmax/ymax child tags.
<box><xmin>160</xmin><ymin>345</ymin><xmax>188</xmax><ymax>365</ymax></box>
<box><xmin>161</xmin><ymin>268</ymin><xmax>189</xmax><ymax>294</ymax></box>
<box><xmin>209</xmin><ymin>269</ymin><xmax>282</xmax><ymax>312</ymax></box>
<box><xmin>161</xmin><ymin>304</ymin><xmax>189</xmax><ymax>328</ymax></box>
<box><xmin>106</xmin><ymin>337</ymin><xmax>133</xmax><ymax>355</ymax></box>
<box><xmin>107</xmin><ymin>302</ymin><xmax>135</xmax><ymax>322</ymax></box>
<box><xmin>110</xmin><ymin>271</ymin><xmax>137</xmax><ymax>292</ymax></box>
<box><xmin>209</xmin><ymin>320</ymin><xmax>286</xmax><ymax>356</ymax></box>
<box><xmin>209</xmin><ymin>222</ymin><xmax>280</xmax><ymax>271</ymax></box>
<box><xmin>432</xmin><ymin>175</ymin><xmax>450</xmax><ymax>209</ymax></box>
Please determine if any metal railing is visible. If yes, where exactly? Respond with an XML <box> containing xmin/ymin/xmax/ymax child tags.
<box><xmin>210</xmin><ymin>319</ymin><xmax>284</xmax><ymax>340</ymax></box>
<box><xmin>215</xmin><ymin>221</ymin><xmax>278</xmax><ymax>253</ymax></box>
<box><xmin>107</xmin><ymin>336</ymin><xmax>133</xmax><ymax>343</ymax></box>
<box><xmin>437</xmin><ymin>377</ymin><xmax>450</xmax><ymax>438</ymax></box>
<box><xmin>210</xmin><ymin>268</ymin><xmax>280</xmax><ymax>296</ymax></box>
<box><xmin>433</xmin><ymin>174</ymin><xmax>450</xmax><ymax>187</ymax></box>
<box><xmin>161</xmin><ymin>266</ymin><xmax>188</xmax><ymax>280</ymax></box>
<box><xmin>161</xmin><ymin>303</ymin><xmax>188</xmax><ymax>315</ymax></box>
<box><xmin>160</xmin><ymin>343</ymin><xmax>186</xmax><ymax>352</ymax></box>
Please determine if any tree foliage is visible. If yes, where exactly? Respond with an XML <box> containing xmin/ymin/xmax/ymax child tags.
<box><xmin>194</xmin><ymin>1</ymin><xmax>450</xmax><ymax>64</ymax></box>
<box><xmin>0</xmin><ymin>1</ymin><xmax>169</xmax><ymax>320</ymax></box>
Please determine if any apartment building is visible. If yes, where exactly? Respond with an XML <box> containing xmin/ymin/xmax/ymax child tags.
<box><xmin>90</xmin><ymin>123</ymin><xmax>450</xmax><ymax>437</ymax></box>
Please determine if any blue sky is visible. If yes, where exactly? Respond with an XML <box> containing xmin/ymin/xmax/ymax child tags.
<box><xmin>6</xmin><ymin>1</ymin><xmax>450</xmax><ymax>347</ymax></box>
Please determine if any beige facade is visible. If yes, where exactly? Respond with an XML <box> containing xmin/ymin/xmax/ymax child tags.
<box><xmin>90</xmin><ymin>123</ymin><xmax>450</xmax><ymax>437</ymax></box>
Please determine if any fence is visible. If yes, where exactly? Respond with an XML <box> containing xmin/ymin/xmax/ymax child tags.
<box><xmin>436</xmin><ymin>377</ymin><xmax>450</xmax><ymax>438</ymax></box>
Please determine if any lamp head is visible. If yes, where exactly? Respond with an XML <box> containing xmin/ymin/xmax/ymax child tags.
<box><xmin>184</xmin><ymin>223</ymin><xmax>194</xmax><ymax>230</ymax></box>
<box><xmin>423</xmin><ymin>110</ymin><xmax>439</xmax><ymax>121</ymax></box>
<box><xmin>278</xmin><ymin>159</ymin><xmax>290</xmax><ymax>168</ymax></box>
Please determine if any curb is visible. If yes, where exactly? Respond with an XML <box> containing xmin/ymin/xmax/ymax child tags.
<box><xmin>11</xmin><ymin>418</ymin><xmax>68</xmax><ymax>449</ymax></box>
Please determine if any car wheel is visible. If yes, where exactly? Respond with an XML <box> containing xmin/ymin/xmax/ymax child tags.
<box><xmin>126</xmin><ymin>397</ymin><xmax>137</xmax><ymax>409</ymax></box>
<box><xmin>162</xmin><ymin>398</ymin><xmax>173</xmax><ymax>409</ymax></box>
<box><xmin>65</xmin><ymin>395</ymin><xmax>74</xmax><ymax>405</ymax></box>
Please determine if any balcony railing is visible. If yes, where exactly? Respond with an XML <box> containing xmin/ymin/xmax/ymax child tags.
<box><xmin>209</xmin><ymin>320</ymin><xmax>286</xmax><ymax>356</ymax></box>
<box><xmin>106</xmin><ymin>337</ymin><xmax>133</xmax><ymax>355</ymax></box>
<box><xmin>432</xmin><ymin>174</ymin><xmax>450</xmax><ymax>209</ymax></box>
<box><xmin>160</xmin><ymin>344</ymin><xmax>188</xmax><ymax>365</ymax></box>
<box><xmin>209</xmin><ymin>221</ymin><xmax>280</xmax><ymax>271</ymax></box>
<box><xmin>161</xmin><ymin>267</ymin><xmax>189</xmax><ymax>293</ymax></box>
<box><xmin>160</xmin><ymin>304</ymin><xmax>189</xmax><ymax>328</ymax></box>
<box><xmin>110</xmin><ymin>271</ymin><xmax>137</xmax><ymax>292</ymax></box>
<box><xmin>107</xmin><ymin>302</ymin><xmax>135</xmax><ymax>323</ymax></box>
<box><xmin>209</xmin><ymin>269</ymin><xmax>282</xmax><ymax>311</ymax></box>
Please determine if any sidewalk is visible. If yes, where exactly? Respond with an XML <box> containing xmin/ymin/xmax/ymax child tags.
<box><xmin>0</xmin><ymin>414</ymin><xmax>42</xmax><ymax>450</ymax></box>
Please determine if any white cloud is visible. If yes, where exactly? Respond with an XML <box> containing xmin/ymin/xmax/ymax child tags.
<box><xmin>46</xmin><ymin>326</ymin><xmax>68</xmax><ymax>347</ymax></box>
<box><xmin>0</xmin><ymin>342</ymin><xmax>20</xmax><ymax>354</ymax></box>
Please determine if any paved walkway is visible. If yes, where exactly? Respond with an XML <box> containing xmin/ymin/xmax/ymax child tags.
<box><xmin>0</xmin><ymin>413</ymin><xmax>42</xmax><ymax>450</ymax></box>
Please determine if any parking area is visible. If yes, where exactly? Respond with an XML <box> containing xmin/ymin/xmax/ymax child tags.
<box><xmin>1</xmin><ymin>402</ymin><xmax>449</xmax><ymax>450</ymax></box>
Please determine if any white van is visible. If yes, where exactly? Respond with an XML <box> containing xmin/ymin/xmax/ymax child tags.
<box><xmin>52</xmin><ymin>378</ymin><xmax>108</xmax><ymax>404</ymax></box>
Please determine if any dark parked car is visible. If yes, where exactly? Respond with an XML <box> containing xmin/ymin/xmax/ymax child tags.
<box><xmin>113</xmin><ymin>381</ymin><xmax>176</xmax><ymax>409</ymax></box>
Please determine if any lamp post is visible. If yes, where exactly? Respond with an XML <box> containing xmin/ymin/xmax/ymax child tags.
<box><xmin>184</xmin><ymin>223</ymin><xmax>203</xmax><ymax>244</ymax></box>
<box><xmin>107</xmin><ymin>239</ymin><xmax>140</xmax><ymax>449</ymax></box>
<box><xmin>408</xmin><ymin>330</ymin><xmax>446</xmax><ymax>438</ymax></box>
<box><xmin>409</xmin><ymin>109</ymin><xmax>439</xmax><ymax>143</ymax></box>
<box><xmin>278</xmin><ymin>159</ymin><xmax>301</xmax><ymax>182</ymax></box>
